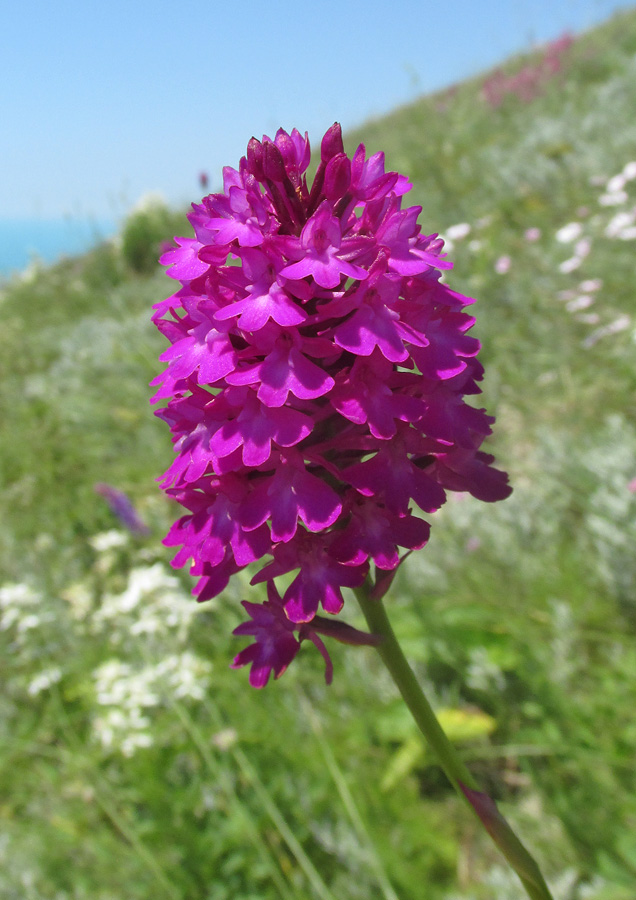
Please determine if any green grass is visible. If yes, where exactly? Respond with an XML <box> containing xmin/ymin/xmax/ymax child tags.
<box><xmin>2</xmin><ymin>8</ymin><xmax>636</xmax><ymax>899</ymax></box>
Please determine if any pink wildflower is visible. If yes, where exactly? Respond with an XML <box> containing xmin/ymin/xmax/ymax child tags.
<box><xmin>494</xmin><ymin>255</ymin><xmax>511</xmax><ymax>274</ymax></box>
<box><xmin>152</xmin><ymin>123</ymin><xmax>511</xmax><ymax>686</ymax></box>
<box><xmin>481</xmin><ymin>32</ymin><xmax>573</xmax><ymax>107</ymax></box>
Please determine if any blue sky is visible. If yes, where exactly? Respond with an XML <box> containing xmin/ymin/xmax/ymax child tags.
<box><xmin>2</xmin><ymin>0</ymin><xmax>633</xmax><ymax>221</ymax></box>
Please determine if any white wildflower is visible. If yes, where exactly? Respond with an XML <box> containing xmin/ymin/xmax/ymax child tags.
<box><xmin>91</xmin><ymin>652</ymin><xmax>212</xmax><ymax>756</ymax></box>
<box><xmin>574</xmin><ymin>238</ymin><xmax>591</xmax><ymax>259</ymax></box>
<box><xmin>93</xmin><ymin>708</ymin><xmax>153</xmax><ymax>756</ymax></box>
<box><xmin>579</xmin><ymin>279</ymin><xmax>602</xmax><ymax>293</ymax></box>
<box><xmin>599</xmin><ymin>190</ymin><xmax>628</xmax><ymax>206</ymax></box>
<box><xmin>606</xmin><ymin>173</ymin><xmax>627</xmax><ymax>193</ymax></box>
<box><xmin>583</xmin><ymin>315</ymin><xmax>631</xmax><ymax>348</ymax></box>
<box><xmin>468</xmin><ymin>239</ymin><xmax>482</xmax><ymax>252</ymax></box>
<box><xmin>558</xmin><ymin>257</ymin><xmax>582</xmax><ymax>274</ymax></box>
<box><xmin>618</xmin><ymin>225</ymin><xmax>636</xmax><ymax>240</ymax></box>
<box><xmin>622</xmin><ymin>161</ymin><xmax>636</xmax><ymax>181</ymax></box>
<box><xmin>212</xmin><ymin>728</ymin><xmax>238</xmax><ymax>751</ymax></box>
<box><xmin>605</xmin><ymin>211</ymin><xmax>635</xmax><ymax>237</ymax></box>
<box><xmin>576</xmin><ymin>313</ymin><xmax>600</xmax><ymax>325</ymax></box>
<box><xmin>566</xmin><ymin>296</ymin><xmax>594</xmax><ymax>312</ymax></box>
<box><xmin>93</xmin><ymin>563</ymin><xmax>196</xmax><ymax>643</ymax></box>
<box><xmin>89</xmin><ymin>530</ymin><xmax>129</xmax><ymax>553</ymax></box>
<box><xmin>121</xmin><ymin>732</ymin><xmax>154</xmax><ymax>756</ymax></box>
<box><xmin>1</xmin><ymin>607</ymin><xmax>23</xmax><ymax>631</ymax></box>
<box><xmin>62</xmin><ymin>582</ymin><xmax>93</xmax><ymax>621</ymax></box>
<box><xmin>445</xmin><ymin>222</ymin><xmax>471</xmax><ymax>241</ymax></box>
<box><xmin>28</xmin><ymin>667</ymin><xmax>62</xmax><ymax>696</ymax></box>
<box><xmin>94</xmin><ymin>659</ymin><xmax>160</xmax><ymax>708</ymax></box>
<box><xmin>16</xmin><ymin>613</ymin><xmax>43</xmax><ymax>633</ymax></box>
<box><xmin>0</xmin><ymin>582</ymin><xmax>57</xmax><ymax>639</ymax></box>
<box><xmin>555</xmin><ymin>222</ymin><xmax>582</xmax><ymax>243</ymax></box>
<box><xmin>155</xmin><ymin>652</ymin><xmax>213</xmax><ymax>701</ymax></box>
<box><xmin>0</xmin><ymin>582</ymin><xmax>40</xmax><ymax>610</ymax></box>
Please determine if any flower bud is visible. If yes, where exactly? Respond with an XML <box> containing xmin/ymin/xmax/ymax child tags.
<box><xmin>262</xmin><ymin>140</ymin><xmax>287</xmax><ymax>182</ymax></box>
<box><xmin>246</xmin><ymin>137</ymin><xmax>264</xmax><ymax>180</ymax></box>
<box><xmin>274</xmin><ymin>130</ymin><xmax>296</xmax><ymax>171</ymax></box>
<box><xmin>324</xmin><ymin>153</ymin><xmax>351</xmax><ymax>201</ymax></box>
<box><xmin>321</xmin><ymin>122</ymin><xmax>344</xmax><ymax>163</ymax></box>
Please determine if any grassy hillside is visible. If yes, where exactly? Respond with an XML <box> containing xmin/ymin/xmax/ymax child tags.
<box><xmin>2</xmin><ymin>8</ymin><xmax>636</xmax><ymax>899</ymax></box>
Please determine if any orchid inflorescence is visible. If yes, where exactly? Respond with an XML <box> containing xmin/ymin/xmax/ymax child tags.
<box><xmin>152</xmin><ymin>123</ymin><xmax>511</xmax><ymax>687</ymax></box>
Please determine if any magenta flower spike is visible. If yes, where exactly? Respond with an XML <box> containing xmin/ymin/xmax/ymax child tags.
<box><xmin>152</xmin><ymin>123</ymin><xmax>511</xmax><ymax>688</ymax></box>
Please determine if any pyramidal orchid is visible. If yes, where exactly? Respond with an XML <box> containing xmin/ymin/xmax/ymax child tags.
<box><xmin>152</xmin><ymin>122</ymin><xmax>511</xmax><ymax>687</ymax></box>
<box><xmin>152</xmin><ymin>124</ymin><xmax>556</xmax><ymax>900</ymax></box>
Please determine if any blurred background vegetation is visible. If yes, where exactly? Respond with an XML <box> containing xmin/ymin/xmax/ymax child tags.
<box><xmin>1</xmin><ymin>8</ymin><xmax>636</xmax><ymax>899</ymax></box>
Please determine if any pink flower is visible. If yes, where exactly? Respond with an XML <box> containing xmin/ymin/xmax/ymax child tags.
<box><xmin>494</xmin><ymin>255</ymin><xmax>511</xmax><ymax>274</ymax></box>
<box><xmin>153</xmin><ymin>124</ymin><xmax>511</xmax><ymax>685</ymax></box>
<box><xmin>481</xmin><ymin>33</ymin><xmax>572</xmax><ymax>107</ymax></box>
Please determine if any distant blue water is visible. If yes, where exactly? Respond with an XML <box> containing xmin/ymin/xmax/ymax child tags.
<box><xmin>0</xmin><ymin>218</ymin><xmax>118</xmax><ymax>278</ymax></box>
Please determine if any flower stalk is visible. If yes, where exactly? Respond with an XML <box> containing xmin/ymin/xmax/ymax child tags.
<box><xmin>354</xmin><ymin>578</ymin><xmax>554</xmax><ymax>900</ymax></box>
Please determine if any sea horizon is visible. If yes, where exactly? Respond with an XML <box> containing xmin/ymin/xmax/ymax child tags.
<box><xmin>0</xmin><ymin>216</ymin><xmax>119</xmax><ymax>279</ymax></box>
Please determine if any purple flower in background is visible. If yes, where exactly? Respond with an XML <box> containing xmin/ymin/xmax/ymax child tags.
<box><xmin>95</xmin><ymin>483</ymin><xmax>150</xmax><ymax>535</ymax></box>
<box><xmin>152</xmin><ymin>123</ymin><xmax>511</xmax><ymax>686</ymax></box>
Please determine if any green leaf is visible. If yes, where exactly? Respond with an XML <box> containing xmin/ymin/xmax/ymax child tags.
<box><xmin>380</xmin><ymin>707</ymin><xmax>496</xmax><ymax>791</ymax></box>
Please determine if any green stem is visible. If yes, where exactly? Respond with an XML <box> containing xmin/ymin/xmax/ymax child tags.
<box><xmin>354</xmin><ymin>580</ymin><xmax>554</xmax><ymax>900</ymax></box>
